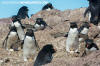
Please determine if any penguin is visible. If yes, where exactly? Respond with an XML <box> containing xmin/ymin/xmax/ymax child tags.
<box><xmin>23</xmin><ymin>29</ymin><xmax>39</xmax><ymax>61</ymax></box>
<box><xmin>33</xmin><ymin>18</ymin><xmax>52</xmax><ymax>31</ymax></box>
<box><xmin>12</xmin><ymin>15</ymin><xmax>25</xmax><ymax>41</ymax></box>
<box><xmin>34</xmin><ymin>44</ymin><xmax>56</xmax><ymax>66</ymax></box>
<box><xmin>66</xmin><ymin>22</ymin><xmax>79</xmax><ymax>53</ymax></box>
<box><xmin>2</xmin><ymin>26</ymin><xmax>19</xmax><ymax>51</ymax></box>
<box><xmin>17</xmin><ymin>6</ymin><xmax>29</xmax><ymax>19</ymax></box>
<box><xmin>78</xmin><ymin>22</ymin><xmax>90</xmax><ymax>42</ymax></box>
<box><xmin>42</xmin><ymin>3</ymin><xmax>54</xmax><ymax>11</ymax></box>
<box><xmin>85</xmin><ymin>39</ymin><xmax>99</xmax><ymax>51</ymax></box>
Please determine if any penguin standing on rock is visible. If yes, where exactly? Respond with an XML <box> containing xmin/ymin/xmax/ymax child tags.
<box><xmin>2</xmin><ymin>26</ymin><xmax>18</xmax><ymax>51</ymax></box>
<box><xmin>66</xmin><ymin>22</ymin><xmax>79</xmax><ymax>53</ymax></box>
<box><xmin>34</xmin><ymin>44</ymin><xmax>56</xmax><ymax>66</ymax></box>
<box><xmin>23</xmin><ymin>29</ymin><xmax>39</xmax><ymax>61</ymax></box>
<box><xmin>2</xmin><ymin>15</ymin><xmax>23</xmax><ymax>51</ymax></box>
<box><xmin>12</xmin><ymin>15</ymin><xmax>25</xmax><ymax>41</ymax></box>
<box><xmin>85</xmin><ymin>39</ymin><xmax>99</xmax><ymax>51</ymax></box>
<box><xmin>42</xmin><ymin>3</ymin><xmax>54</xmax><ymax>11</ymax></box>
<box><xmin>78</xmin><ymin>22</ymin><xmax>90</xmax><ymax>42</ymax></box>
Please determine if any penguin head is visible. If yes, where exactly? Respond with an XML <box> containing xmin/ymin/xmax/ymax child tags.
<box><xmin>11</xmin><ymin>15</ymin><xmax>24</xmax><ymax>28</ymax></box>
<box><xmin>20</xmin><ymin>6</ymin><xmax>28</xmax><ymax>11</ymax></box>
<box><xmin>17</xmin><ymin>6</ymin><xmax>29</xmax><ymax>19</ymax></box>
<box><xmin>85</xmin><ymin>39</ymin><xmax>93</xmax><ymax>48</ymax></box>
<box><xmin>11</xmin><ymin>15</ymin><xmax>21</xmax><ymax>22</ymax></box>
<box><xmin>47</xmin><ymin>3</ymin><xmax>52</xmax><ymax>7</ymax></box>
<box><xmin>42</xmin><ymin>44</ymin><xmax>56</xmax><ymax>54</ymax></box>
<box><xmin>36</xmin><ymin>18</ymin><xmax>43</xmax><ymax>25</ymax></box>
<box><xmin>26</xmin><ymin>29</ymin><xmax>34</xmax><ymax>37</ymax></box>
<box><xmin>70</xmin><ymin>22</ymin><xmax>78</xmax><ymax>29</ymax></box>
<box><xmin>82</xmin><ymin>22</ymin><xmax>90</xmax><ymax>29</ymax></box>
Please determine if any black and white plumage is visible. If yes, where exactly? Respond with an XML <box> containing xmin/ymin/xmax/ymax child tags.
<box><xmin>12</xmin><ymin>15</ymin><xmax>25</xmax><ymax>41</ymax></box>
<box><xmin>23</xmin><ymin>29</ymin><xmax>39</xmax><ymax>61</ymax></box>
<box><xmin>85</xmin><ymin>39</ymin><xmax>99</xmax><ymax>51</ymax></box>
<box><xmin>78</xmin><ymin>22</ymin><xmax>90</xmax><ymax>42</ymax></box>
<box><xmin>42</xmin><ymin>3</ymin><xmax>54</xmax><ymax>11</ymax></box>
<box><xmin>3</xmin><ymin>26</ymin><xmax>18</xmax><ymax>51</ymax></box>
<box><xmin>66</xmin><ymin>22</ymin><xmax>79</xmax><ymax>53</ymax></box>
<box><xmin>34</xmin><ymin>44</ymin><xmax>56</xmax><ymax>66</ymax></box>
<box><xmin>33</xmin><ymin>18</ymin><xmax>52</xmax><ymax>31</ymax></box>
<box><xmin>84</xmin><ymin>0</ymin><xmax>100</xmax><ymax>25</ymax></box>
<box><xmin>17</xmin><ymin>6</ymin><xmax>29</xmax><ymax>19</ymax></box>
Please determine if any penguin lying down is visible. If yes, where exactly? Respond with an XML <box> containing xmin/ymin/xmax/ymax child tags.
<box><xmin>85</xmin><ymin>39</ymin><xmax>99</xmax><ymax>51</ymax></box>
<box><xmin>34</xmin><ymin>44</ymin><xmax>56</xmax><ymax>66</ymax></box>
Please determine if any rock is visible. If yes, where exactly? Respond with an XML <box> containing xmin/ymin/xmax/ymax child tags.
<box><xmin>0</xmin><ymin>8</ymin><xmax>100</xmax><ymax>66</ymax></box>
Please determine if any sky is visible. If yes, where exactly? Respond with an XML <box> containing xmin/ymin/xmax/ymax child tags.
<box><xmin>0</xmin><ymin>0</ymin><xmax>89</xmax><ymax>18</ymax></box>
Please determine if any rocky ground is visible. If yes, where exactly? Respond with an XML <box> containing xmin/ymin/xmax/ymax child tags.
<box><xmin>0</xmin><ymin>8</ymin><xmax>100</xmax><ymax>66</ymax></box>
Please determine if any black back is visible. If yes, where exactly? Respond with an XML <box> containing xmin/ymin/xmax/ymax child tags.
<box><xmin>42</xmin><ymin>3</ymin><xmax>54</xmax><ymax>10</ymax></box>
<box><xmin>17</xmin><ymin>6</ymin><xmax>29</xmax><ymax>19</ymax></box>
<box><xmin>84</xmin><ymin>0</ymin><xmax>100</xmax><ymax>25</ymax></box>
<box><xmin>11</xmin><ymin>15</ymin><xmax>20</xmax><ymax>22</ymax></box>
<box><xmin>34</xmin><ymin>44</ymin><xmax>56</xmax><ymax>66</ymax></box>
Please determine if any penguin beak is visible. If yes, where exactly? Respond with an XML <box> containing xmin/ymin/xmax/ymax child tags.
<box><xmin>54</xmin><ymin>48</ymin><xmax>57</xmax><ymax>52</ymax></box>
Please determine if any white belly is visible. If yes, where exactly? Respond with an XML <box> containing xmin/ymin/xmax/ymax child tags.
<box><xmin>23</xmin><ymin>36</ymin><xmax>37</xmax><ymax>61</ymax></box>
<box><xmin>79</xmin><ymin>38</ymin><xmax>84</xmax><ymax>42</ymax></box>
<box><xmin>23</xmin><ymin>36</ymin><xmax>36</xmax><ymax>54</ymax></box>
<box><xmin>13</xmin><ymin>21</ymin><xmax>25</xmax><ymax>40</ymax></box>
<box><xmin>98</xmin><ymin>26</ymin><xmax>100</xmax><ymax>29</ymax></box>
<box><xmin>86</xmin><ymin>47</ymin><xmax>97</xmax><ymax>51</ymax></box>
<box><xmin>81</xmin><ymin>28</ymin><xmax>88</xmax><ymax>34</ymax></box>
<box><xmin>88</xmin><ymin>12</ymin><xmax>91</xmax><ymax>21</ymax></box>
<box><xmin>11</xmin><ymin>22</ymin><xmax>15</xmax><ymax>27</ymax></box>
<box><xmin>66</xmin><ymin>28</ymin><xmax>79</xmax><ymax>52</ymax></box>
<box><xmin>14</xmin><ymin>21</ymin><xmax>21</xmax><ymax>27</ymax></box>
<box><xmin>46</xmin><ymin>8</ymin><xmax>51</xmax><ymax>11</ymax></box>
<box><xmin>9</xmin><ymin>32</ymin><xmax>17</xmax><ymax>37</ymax></box>
<box><xmin>34</xmin><ymin>24</ymin><xmax>44</xmax><ymax>30</ymax></box>
<box><xmin>23</xmin><ymin>36</ymin><xmax>36</xmax><ymax>49</ymax></box>
<box><xmin>17</xmin><ymin>27</ymin><xmax>25</xmax><ymax>40</ymax></box>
